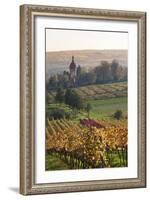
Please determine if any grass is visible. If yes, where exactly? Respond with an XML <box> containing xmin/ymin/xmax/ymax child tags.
<box><xmin>45</xmin><ymin>151</ymin><xmax>127</xmax><ymax>170</ymax></box>
<box><xmin>46</xmin><ymin>154</ymin><xmax>69</xmax><ymax>170</ymax></box>
<box><xmin>87</xmin><ymin>97</ymin><xmax>127</xmax><ymax>119</ymax></box>
<box><xmin>47</xmin><ymin>103</ymin><xmax>72</xmax><ymax>112</ymax></box>
<box><xmin>107</xmin><ymin>151</ymin><xmax>128</xmax><ymax>167</ymax></box>
<box><xmin>46</xmin><ymin>96</ymin><xmax>127</xmax><ymax>121</ymax></box>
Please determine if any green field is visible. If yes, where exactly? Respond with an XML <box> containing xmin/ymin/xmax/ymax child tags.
<box><xmin>87</xmin><ymin>97</ymin><xmax>127</xmax><ymax>119</ymax></box>
<box><xmin>46</xmin><ymin>154</ymin><xmax>69</xmax><ymax>170</ymax></box>
<box><xmin>46</xmin><ymin>96</ymin><xmax>127</xmax><ymax>121</ymax></box>
<box><xmin>47</xmin><ymin>82</ymin><xmax>127</xmax><ymax>120</ymax></box>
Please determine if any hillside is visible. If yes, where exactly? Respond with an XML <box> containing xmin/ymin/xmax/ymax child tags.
<box><xmin>46</xmin><ymin>49</ymin><xmax>128</xmax><ymax>80</ymax></box>
<box><xmin>48</xmin><ymin>82</ymin><xmax>127</xmax><ymax>102</ymax></box>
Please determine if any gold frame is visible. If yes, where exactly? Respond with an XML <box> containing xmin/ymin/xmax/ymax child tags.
<box><xmin>20</xmin><ymin>4</ymin><xmax>146</xmax><ymax>195</ymax></box>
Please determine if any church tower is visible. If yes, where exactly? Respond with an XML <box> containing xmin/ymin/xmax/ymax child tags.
<box><xmin>69</xmin><ymin>56</ymin><xmax>76</xmax><ymax>81</ymax></box>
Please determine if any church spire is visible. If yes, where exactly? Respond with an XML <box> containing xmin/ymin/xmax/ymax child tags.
<box><xmin>69</xmin><ymin>55</ymin><xmax>77</xmax><ymax>84</ymax></box>
<box><xmin>69</xmin><ymin>56</ymin><xmax>76</xmax><ymax>70</ymax></box>
<box><xmin>72</xmin><ymin>56</ymin><xmax>74</xmax><ymax>62</ymax></box>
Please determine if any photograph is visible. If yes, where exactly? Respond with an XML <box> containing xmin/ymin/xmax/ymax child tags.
<box><xmin>45</xmin><ymin>28</ymin><xmax>128</xmax><ymax>171</ymax></box>
<box><xmin>20</xmin><ymin>5</ymin><xmax>146</xmax><ymax>194</ymax></box>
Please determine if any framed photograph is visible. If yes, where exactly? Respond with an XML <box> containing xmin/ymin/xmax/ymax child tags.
<box><xmin>20</xmin><ymin>4</ymin><xmax>146</xmax><ymax>195</ymax></box>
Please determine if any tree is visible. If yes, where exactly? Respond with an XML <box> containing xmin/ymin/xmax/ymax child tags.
<box><xmin>55</xmin><ymin>88</ymin><xmax>64</xmax><ymax>103</ymax></box>
<box><xmin>64</xmin><ymin>89</ymin><xmax>72</xmax><ymax>105</ymax></box>
<box><xmin>62</xmin><ymin>73</ymin><xmax>69</xmax><ymax>88</ymax></box>
<box><xmin>101</xmin><ymin>61</ymin><xmax>113</xmax><ymax>83</ymax></box>
<box><xmin>86</xmin><ymin>103</ymin><xmax>92</xmax><ymax>118</ymax></box>
<box><xmin>76</xmin><ymin>65</ymin><xmax>81</xmax><ymax>77</ymax></box>
<box><xmin>87</xmin><ymin>72</ymin><xmax>97</xmax><ymax>85</ymax></box>
<box><xmin>78</xmin><ymin>71</ymin><xmax>96</xmax><ymax>86</ymax></box>
<box><xmin>95</xmin><ymin>66</ymin><xmax>104</xmax><ymax>83</ymax></box>
<box><xmin>111</xmin><ymin>60</ymin><xmax>119</xmax><ymax>81</ymax></box>
<box><xmin>122</xmin><ymin>67</ymin><xmax>127</xmax><ymax>81</ymax></box>
<box><xmin>117</xmin><ymin>66</ymin><xmax>127</xmax><ymax>81</ymax></box>
<box><xmin>72</xmin><ymin>92</ymin><xmax>83</xmax><ymax>109</ymax></box>
<box><xmin>48</xmin><ymin>75</ymin><xmax>58</xmax><ymax>89</ymax></box>
<box><xmin>65</xmin><ymin>89</ymin><xmax>83</xmax><ymax>109</ymax></box>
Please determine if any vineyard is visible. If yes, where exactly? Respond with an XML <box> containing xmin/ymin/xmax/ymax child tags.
<box><xmin>47</xmin><ymin>82</ymin><xmax>127</xmax><ymax>102</ymax></box>
<box><xmin>46</xmin><ymin>119</ymin><xmax>128</xmax><ymax>170</ymax></box>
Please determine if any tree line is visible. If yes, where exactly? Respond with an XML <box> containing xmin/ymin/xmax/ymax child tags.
<box><xmin>47</xmin><ymin>60</ymin><xmax>127</xmax><ymax>91</ymax></box>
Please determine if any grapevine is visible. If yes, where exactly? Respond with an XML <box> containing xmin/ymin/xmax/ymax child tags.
<box><xmin>46</xmin><ymin>119</ymin><xmax>128</xmax><ymax>169</ymax></box>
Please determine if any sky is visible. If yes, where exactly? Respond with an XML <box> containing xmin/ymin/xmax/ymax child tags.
<box><xmin>46</xmin><ymin>28</ymin><xmax>128</xmax><ymax>52</ymax></box>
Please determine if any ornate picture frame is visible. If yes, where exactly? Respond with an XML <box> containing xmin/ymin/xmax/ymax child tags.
<box><xmin>20</xmin><ymin>4</ymin><xmax>146</xmax><ymax>195</ymax></box>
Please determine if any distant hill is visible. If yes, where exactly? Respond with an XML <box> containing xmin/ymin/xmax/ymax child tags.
<box><xmin>46</xmin><ymin>49</ymin><xmax>128</xmax><ymax>80</ymax></box>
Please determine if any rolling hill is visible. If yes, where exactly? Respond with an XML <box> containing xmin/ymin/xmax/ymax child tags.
<box><xmin>48</xmin><ymin>82</ymin><xmax>127</xmax><ymax>102</ymax></box>
<box><xmin>46</xmin><ymin>49</ymin><xmax>128</xmax><ymax>80</ymax></box>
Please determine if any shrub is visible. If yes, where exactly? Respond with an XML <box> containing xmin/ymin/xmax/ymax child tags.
<box><xmin>113</xmin><ymin>110</ymin><xmax>123</xmax><ymax>120</ymax></box>
<box><xmin>48</xmin><ymin>109</ymin><xmax>65</xmax><ymax>120</ymax></box>
<box><xmin>47</xmin><ymin>109</ymin><xmax>69</xmax><ymax>119</ymax></box>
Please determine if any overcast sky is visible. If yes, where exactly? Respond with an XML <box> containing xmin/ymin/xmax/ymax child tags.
<box><xmin>46</xmin><ymin>28</ymin><xmax>128</xmax><ymax>52</ymax></box>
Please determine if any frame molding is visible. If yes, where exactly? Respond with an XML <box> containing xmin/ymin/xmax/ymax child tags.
<box><xmin>20</xmin><ymin>4</ymin><xmax>146</xmax><ymax>195</ymax></box>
